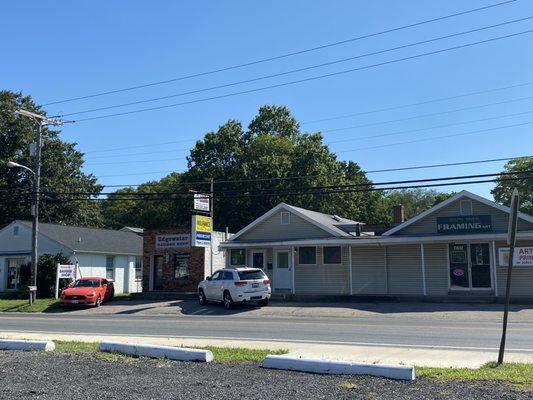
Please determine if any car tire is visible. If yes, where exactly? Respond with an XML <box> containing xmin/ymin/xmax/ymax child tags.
<box><xmin>109</xmin><ymin>290</ymin><xmax>114</xmax><ymax>301</ymax></box>
<box><xmin>199</xmin><ymin>289</ymin><xmax>208</xmax><ymax>305</ymax></box>
<box><xmin>258</xmin><ymin>299</ymin><xmax>269</xmax><ymax>307</ymax></box>
<box><xmin>223</xmin><ymin>291</ymin><xmax>234</xmax><ymax>310</ymax></box>
<box><xmin>96</xmin><ymin>295</ymin><xmax>102</xmax><ymax>307</ymax></box>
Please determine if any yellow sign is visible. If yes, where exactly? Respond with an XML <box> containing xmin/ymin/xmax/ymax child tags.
<box><xmin>194</xmin><ymin>215</ymin><xmax>212</xmax><ymax>233</ymax></box>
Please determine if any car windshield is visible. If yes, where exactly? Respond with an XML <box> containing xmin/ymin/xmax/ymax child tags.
<box><xmin>73</xmin><ymin>280</ymin><xmax>100</xmax><ymax>288</ymax></box>
<box><xmin>238</xmin><ymin>270</ymin><xmax>265</xmax><ymax>280</ymax></box>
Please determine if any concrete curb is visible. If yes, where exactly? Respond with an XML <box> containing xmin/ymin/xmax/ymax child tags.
<box><xmin>99</xmin><ymin>341</ymin><xmax>213</xmax><ymax>362</ymax></box>
<box><xmin>263</xmin><ymin>355</ymin><xmax>415</xmax><ymax>381</ymax></box>
<box><xmin>0</xmin><ymin>339</ymin><xmax>55</xmax><ymax>352</ymax></box>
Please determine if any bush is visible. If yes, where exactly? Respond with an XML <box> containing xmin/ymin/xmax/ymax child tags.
<box><xmin>18</xmin><ymin>253</ymin><xmax>72</xmax><ymax>298</ymax></box>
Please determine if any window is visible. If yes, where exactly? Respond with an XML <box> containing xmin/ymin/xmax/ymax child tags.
<box><xmin>238</xmin><ymin>269</ymin><xmax>266</xmax><ymax>280</ymax></box>
<box><xmin>174</xmin><ymin>253</ymin><xmax>190</xmax><ymax>279</ymax></box>
<box><xmin>222</xmin><ymin>271</ymin><xmax>234</xmax><ymax>280</ymax></box>
<box><xmin>280</xmin><ymin>211</ymin><xmax>290</xmax><ymax>225</ymax></box>
<box><xmin>211</xmin><ymin>271</ymin><xmax>221</xmax><ymax>280</ymax></box>
<box><xmin>252</xmin><ymin>251</ymin><xmax>265</xmax><ymax>270</ymax></box>
<box><xmin>135</xmin><ymin>257</ymin><xmax>142</xmax><ymax>280</ymax></box>
<box><xmin>298</xmin><ymin>247</ymin><xmax>316</xmax><ymax>265</ymax></box>
<box><xmin>230</xmin><ymin>249</ymin><xmax>246</xmax><ymax>266</ymax></box>
<box><xmin>106</xmin><ymin>256</ymin><xmax>115</xmax><ymax>280</ymax></box>
<box><xmin>13</xmin><ymin>226</ymin><xmax>19</xmax><ymax>236</ymax></box>
<box><xmin>323</xmin><ymin>246</ymin><xmax>342</xmax><ymax>264</ymax></box>
<box><xmin>460</xmin><ymin>200</ymin><xmax>473</xmax><ymax>216</ymax></box>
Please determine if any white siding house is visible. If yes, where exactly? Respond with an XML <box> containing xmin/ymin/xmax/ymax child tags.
<box><xmin>0</xmin><ymin>221</ymin><xmax>143</xmax><ymax>294</ymax></box>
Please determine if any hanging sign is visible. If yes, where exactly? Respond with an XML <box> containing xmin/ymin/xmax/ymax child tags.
<box><xmin>498</xmin><ymin>247</ymin><xmax>533</xmax><ymax>267</ymax></box>
<box><xmin>156</xmin><ymin>234</ymin><xmax>191</xmax><ymax>249</ymax></box>
<box><xmin>437</xmin><ymin>215</ymin><xmax>492</xmax><ymax>234</ymax></box>
<box><xmin>194</xmin><ymin>194</ymin><xmax>210</xmax><ymax>212</ymax></box>
<box><xmin>192</xmin><ymin>215</ymin><xmax>212</xmax><ymax>247</ymax></box>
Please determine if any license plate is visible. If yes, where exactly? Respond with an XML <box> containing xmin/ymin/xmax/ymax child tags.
<box><xmin>252</xmin><ymin>283</ymin><xmax>259</xmax><ymax>288</ymax></box>
<box><xmin>71</xmin><ymin>300</ymin><xmax>78</xmax><ymax>304</ymax></box>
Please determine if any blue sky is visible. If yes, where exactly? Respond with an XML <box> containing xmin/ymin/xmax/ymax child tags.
<box><xmin>2</xmin><ymin>0</ymin><xmax>532</xmax><ymax>199</ymax></box>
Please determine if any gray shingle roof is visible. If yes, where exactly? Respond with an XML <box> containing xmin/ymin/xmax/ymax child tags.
<box><xmin>284</xmin><ymin>204</ymin><xmax>362</xmax><ymax>237</ymax></box>
<box><xmin>19</xmin><ymin>221</ymin><xmax>143</xmax><ymax>255</ymax></box>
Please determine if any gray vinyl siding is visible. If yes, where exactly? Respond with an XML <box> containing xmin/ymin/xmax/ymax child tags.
<box><xmin>237</xmin><ymin>210</ymin><xmax>333</xmax><ymax>241</ymax></box>
<box><xmin>423</xmin><ymin>243</ymin><xmax>449</xmax><ymax>296</ymax></box>
<box><xmin>351</xmin><ymin>247</ymin><xmax>387</xmax><ymax>295</ymax></box>
<box><xmin>395</xmin><ymin>197</ymin><xmax>533</xmax><ymax>236</ymax></box>
<box><xmin>387</xmin><ymin>244</ymin><xmax>423</xmax><ymax>295</ymax></box>
<box><xmin>295</xmin><ymin>246</ymin><xmax>349</xmax><ymax>294</ymax></box>
<box><xmin>495</xmin><ymin>240</ymin><xmax>533</xmax><ymax>297</ymax></box>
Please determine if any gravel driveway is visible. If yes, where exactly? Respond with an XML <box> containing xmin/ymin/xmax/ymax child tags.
<box><xmin>1</xmin><ymin>351</ymin><xmax>531</xmax><ymax>400</ymax></box>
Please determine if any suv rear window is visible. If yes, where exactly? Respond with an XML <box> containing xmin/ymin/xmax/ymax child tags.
<box><xmin>238</xmin><ymin>270</ymin><xmax>265</xmax><ymax>280</ymax></box>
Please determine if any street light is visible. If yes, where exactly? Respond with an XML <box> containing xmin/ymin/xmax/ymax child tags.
<box><xmin>7</xmin><ymin>161</ymin><xmax>34</xmax><ymax>175</ymax></box>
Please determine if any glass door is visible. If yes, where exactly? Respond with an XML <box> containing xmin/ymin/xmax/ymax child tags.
<box><xmin>6</xmin><ymin>258</ymin><xmax>25</xmax><ymax>290</ymax></box>
<box><xmin>449</xmin><ymin>244</ymin><xmax>469</xmax><ymax>289</ymax></box>
<box><xmin>470</xmin><ymin>243</ymin><xmax>491</xmax><ymax>288</ymax></box>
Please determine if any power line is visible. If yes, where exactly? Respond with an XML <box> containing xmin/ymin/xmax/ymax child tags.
<box><xmin>83</xmin><ymin>103</ymin><xmax>533</xmax><ymax>161</ymax></box>
<box><xmin>70</xmin><ymin>29</ymin><xmax>533</xmax><ymax>123</ymax></box>
<box><xmin>83</xmin><ymin>120</ymin><xmax>533</xmax><ymax>166</ymax></box>
<box><xmin>60</xmin><ymin>16</ymin><xmax>533</xmax><ymax>118</ymax></box>
<box><xmin>81</xmin><ymin>79</ymin><xmax>533</xmax><ymax>155</ymax></box>
<box><xmin>42</xmin><ymin>0</ymin><xmax>517</xmax><ymax>107</ymax></box>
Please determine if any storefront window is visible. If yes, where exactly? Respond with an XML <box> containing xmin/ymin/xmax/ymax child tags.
<box><xmin>298</xmin><ymin>247</ymin><xmax>316</xmax><ymax>265</ymax></box>
<box><xmin>230</xmin><ymin>249</ymin><xmax>246</xmax><ymax>266</ymax></box>
<box><xmin>449</xmin><ymin>243</ymin><xmax>491</xmax><ymax>289</ymax></box>
<box><xmin>174</xmin><ymin>253</ymin><xmax>190</xmax><ymax>279</ymax></box>
<box><xmin>323</xmin><ymin>246</ymin><xmax>342</xmax><ymax>264</ymax></box>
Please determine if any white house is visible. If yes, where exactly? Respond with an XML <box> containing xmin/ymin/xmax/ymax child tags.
<box><xmin>0</xmin><ymin>220</ymin><xmax>144</xmax><ymax>294</ymax></box>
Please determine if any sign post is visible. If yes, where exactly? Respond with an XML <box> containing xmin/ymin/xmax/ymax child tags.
<box><xmin>498</xmin><ymin>188</ymin><xmax>520</xmax><ymax>365</ymax></box>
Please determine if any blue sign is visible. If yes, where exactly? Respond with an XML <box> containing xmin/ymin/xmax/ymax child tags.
<box><xmin>437</xmin><ymin>215</ymin><xmax>492</xmax><ymax>234</ymax></box>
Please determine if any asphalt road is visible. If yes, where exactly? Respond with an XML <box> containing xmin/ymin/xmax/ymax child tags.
<box><xmin>1</xmin><ymin>307</ymin><xmax>533</xmax><ymax>352</ymax></box>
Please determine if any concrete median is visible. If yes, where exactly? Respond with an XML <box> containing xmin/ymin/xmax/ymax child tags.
<box><xmin>263</xmin><ymin>355</ymin><xmax>415</xmax><ymax>381</ymax></box>
<box><xmin>99</xmin><ymin>341</ymin><xmax>213</xmax><ymax>362</ymax></box>
<box><xmin>0</xmin><ymin>339</ymin><xmax>55</xmax><ymax>352</ymax></box>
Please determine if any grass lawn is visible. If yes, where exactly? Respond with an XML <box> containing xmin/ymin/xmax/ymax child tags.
<box><xmin>54</xmin><ymin>340</ymin><xmax>288</xmax><ymax>363</ymax></box>
<box><xmin>418</xmin><ymin>362</ymin><xmax>533</xmax><ymax>389</ymax></box>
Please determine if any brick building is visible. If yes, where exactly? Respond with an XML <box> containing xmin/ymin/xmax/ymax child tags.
<box><xmin>143</xmin><ymin>227</ymin><xmax>227</xmax><ymax>293</ymax></box>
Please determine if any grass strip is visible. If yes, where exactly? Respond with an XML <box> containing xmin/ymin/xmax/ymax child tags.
<box><xmin>54</xmin><ymin>340</ymin><xmax>288</xmax><ymax>363</ymax></box>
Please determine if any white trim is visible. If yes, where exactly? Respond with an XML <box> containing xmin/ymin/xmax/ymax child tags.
<box><xmin>322</xmin><ymin>245</ymin><xmax>343</xmax><ymax>266</ymax></box>
<box><xmin>280</xmin><ymin>211</ymin><xmax>291</xmax><ymax>225</ymax></box>
<box><xmin>229</xmin><ymin>248</ymin><xmax>247</xmax><ymax>267</ymax></box>
<box><xmin>250</xmin><ymin>249</ymin><xmax>267</xmax><ymax>270</ymax></box>
<box><xmin>297</xmin><ymin>246</ymin><xmax>317</xmax><ymax>266</ymax></box>
<box><xmin>420</xmin><ymin>243</ymin><xmax>427</xmax><ymax>296</ymax></box>
<box><xmin>348</xmin><ymin>246</ymin><xmax>353</xmax><ymax>295</ymax></box>
<box><xmin>220</xmin><ymin>231</ymin><xmax>533</xmax><ymax>248</ymax></box>
<box><xmin>383</xmin><ymin>190</ymin><xmax>533</xmax><ymax>236</ymax></box>
<box><xmin>228</xmin><ymin>203</ymin><xmax>343</xmax><ymax>242</ymax></box>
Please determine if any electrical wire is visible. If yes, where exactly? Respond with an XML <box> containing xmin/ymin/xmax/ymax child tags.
<box><xmin>69</xmin><ymin>29</ymin><xmax>533</xmax><ymax>123</ymax></box>
<box><xmin>42</xmin><ymin>0</ymin><xmax>517</xmax><ymax>106</ymax></box>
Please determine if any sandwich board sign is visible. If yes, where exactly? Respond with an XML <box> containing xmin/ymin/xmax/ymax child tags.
<box><xmin>192</xmin><ymin>214</ymin><xmax>212</xmax><ymax>247</ymax></box>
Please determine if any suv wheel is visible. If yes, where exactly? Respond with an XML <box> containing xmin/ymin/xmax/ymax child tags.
<box><xmin>223</xmin><ymin>291</ymin><xmax>234</xmax><ymax>310</ymax></box>
<box><xmin>258</xmin><ymin>299</ymin><xmax>269</xmax><ymax>307</ymax></box>
<box><xmin>199</xmin><ymin>289</ymin><xmax>207</xmax><ymax>305</ymax></box>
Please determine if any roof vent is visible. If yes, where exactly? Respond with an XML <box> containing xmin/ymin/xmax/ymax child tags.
<box><xmin>332</xmin><ymin>215</ymin><xmax>342</xmax><ymax>222</ymax></box>
<box><xmin>77</xmin><ymin>237</ymin><xmax>82</xmax><ymax>243</ymax></box>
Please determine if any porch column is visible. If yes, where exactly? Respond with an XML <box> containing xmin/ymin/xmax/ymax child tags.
<box><xmin>420</xmin><ymin>243</ymin><xmax>427</xmax><ymax>296</ymax></box>
<box><xmin>291</xmin><ymin>246</ymin><xmax>295</xmax><ymax>295</ymax></box>
<box><xmin>491</xmin><ymin>240</ymin><xmax>498</xmax><ymax>297</ymax></box>
<box><xmin>348</xmin><ymin>246</ymin><xmax>353</xmax><ymax>295</ymax></box>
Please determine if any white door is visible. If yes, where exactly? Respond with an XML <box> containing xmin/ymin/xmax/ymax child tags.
<box><xmin>274</xmin><ymin>250</ymin><xmax>292</xmax><ymax>291</ymax></box>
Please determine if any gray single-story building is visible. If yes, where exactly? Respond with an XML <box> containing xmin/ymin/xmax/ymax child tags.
<box><xmin>219</xmin><ymin>190</ymin><xmax>533</xmax><ymax>300</ymax></box>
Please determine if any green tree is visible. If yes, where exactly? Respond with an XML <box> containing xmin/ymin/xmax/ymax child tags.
<box><xmin>492</xmin><ymin>158</ymin><xmax>533</xmax><ymax>214</ymax></box>
<box><xmin>0</xmin><ymin>91</ymin><xmax>103</xmax><ymax>227</ymax></box>
<box><xmin>384</xmin><ymin>189</ymin><xmax>454</xmax><ymax>221</ymax></box>
<box><xmin>18</xmin><ymin>253</ymin><xmax>71</xmax><ymax>298</ymax></box>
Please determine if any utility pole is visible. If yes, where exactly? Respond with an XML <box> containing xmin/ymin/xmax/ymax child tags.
<box><xmin>13</xmin><ymin>109</ymin><xmax>64</xmax><ymax>305</ymax></box>
<box><xmin>210</xmin><ymin>177</ymin><xmax>214</xmax><ymax>276</ymax></box>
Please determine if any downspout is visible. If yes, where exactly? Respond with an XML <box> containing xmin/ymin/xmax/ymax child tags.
<box><xmin>348</xmin><ymin>245</ymin><xmax>353</xmax><ymax>295</ymax></box>
<box><xmin>420</xmin><ymin>243</ymin><xmax>427</xmax><ymax>296</ymax></box>
<box><xmin>491</xmin><ymin>240</ymin><xmax>498</xmax><ymax>297</ymax></box>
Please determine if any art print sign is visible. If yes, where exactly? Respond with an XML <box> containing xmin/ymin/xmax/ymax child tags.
<box><xmin>155</xmin><ymin>234</ymin><xmax>191</xmax><ymax>249</ymax></box>
<box><xmin>437</xmin><ymin>215</ymin><xmax>492</xmax><ymax>234</ymax></box>
<box><xmin>498</xmin><ymin>247</ymin><xmax>533</xmax><ymax>267</ymax></box>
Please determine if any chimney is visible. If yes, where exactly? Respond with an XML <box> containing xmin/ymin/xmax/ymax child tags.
<box><xmin>393</xmin><ymin>204</ymin><xmax>405</xmax><ymax>224</ymax></box>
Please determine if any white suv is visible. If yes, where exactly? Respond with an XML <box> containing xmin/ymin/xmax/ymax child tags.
<box><xmin>198</xmin><ymin>268</ymin><xmax>271</xmax><ymax>309</ymax></box>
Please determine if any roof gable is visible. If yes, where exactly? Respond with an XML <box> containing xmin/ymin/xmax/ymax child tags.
<box><xmin>229</xmin><ymin>203</ymin><xmax>358</xmax><ymax>242</ymax></box>
<box><xmin>383</xmin><ymin>191</ymin><xmax>533</xmax><ymax>236</ymax></box>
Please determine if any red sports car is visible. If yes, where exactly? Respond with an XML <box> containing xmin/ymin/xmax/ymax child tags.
<box><xmin>60</xmin><ymin>277</ymin><xmax>114</xmax><ymax>307</ymax></box>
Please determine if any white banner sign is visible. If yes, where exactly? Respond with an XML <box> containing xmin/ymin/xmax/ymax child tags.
<box><xmin>58</xmin><ymin>264</ymin><xmax>76</xmax><ymax>279</ymax></box>
<box><xmin>498</xmin><ymin>247</ymin><xmax>533</xmax><ymax>267</ymax></box>
<box><xmin>156</xmin><ymin>234</ymin><xmax>191</xmax><ymax>249</ymax></box>
<box><xmin>194</xmin><ymin>194</ymin><xmax>210</xmax><ymax>212</ymax></box>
